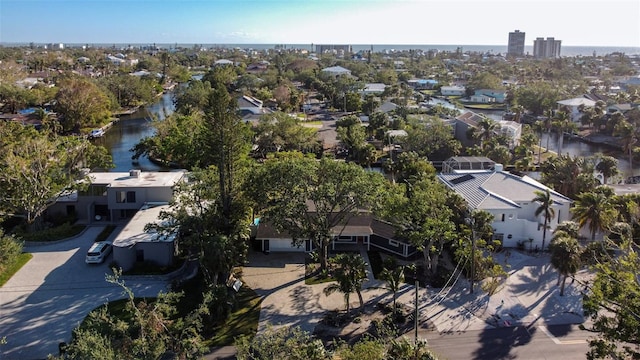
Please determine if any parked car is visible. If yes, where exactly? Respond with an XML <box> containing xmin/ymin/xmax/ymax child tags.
<box><xmin>89</xmin><ymin>129</ymin><xmax>105</xmax><ymax>138</ymax></box>
<box><xmin>86</xmin><ymin>241</ymin><xmax>112</xmax><ymax>264</ymax></box>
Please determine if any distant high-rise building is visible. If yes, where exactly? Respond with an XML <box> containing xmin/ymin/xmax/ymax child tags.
<box><xmin>507</xmin><ymin>30</ymin><xmax>525</xmax><ymax>57</ymax></box>
<box><xmin>315</xmin><ymin>44</ymin><xmax>352</xmax><ymax>54</ymax></box>
<box><xmin>533</xmin><ymin>37</ymin><xmax>562</xmax><ymax>58</ymax></box>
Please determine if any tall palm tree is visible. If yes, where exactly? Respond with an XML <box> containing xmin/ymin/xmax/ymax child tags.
<box><xmin>552</xmin><ymin>110</ymin><xmax>576</xmax><ymax>155</ymax></box>
<box><xmin>549</xmin><ymin>235</ymin><xmax>582</xmax><ymax>296</ymax></box>
<box><xmin>323</xmin><ymin>253</ymin><xmax>368</xmax><ymax>313</ymax></box>
<box><xmin>614</xmin><ymin>119</ymin><xmax>639</xmax><ymax>177</ymax></box>
<box><xmin>473</xmin><ymin>117</ymin><xmax>499</xmax><ymax>150</ymax></box>
<box><xmin>533</xmin><ymin>189</ymin><xmax>556</xmax><ymax>251</ymax></box>
<box><xmin>572</xmin><ymin>191</ymin><xmax>618</xmax><ymax>241</ymax></box>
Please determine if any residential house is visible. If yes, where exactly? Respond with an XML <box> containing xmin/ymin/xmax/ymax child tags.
<box><xmin>253</xmin><ymin>215</ymin><xmax>417</xmax><ymax>258</ymax></box>
<box><xmin>47</xmin><ymin>170</ymin><xmax>186</xmax><ymax>271</ymax></box>
<box><xmin>112</xmin><ymin>203</ymin><xmax>177</xmax><ymax>271</ymax></box>
<box><xmin>361</xmin><ymin>83</ymin><xmax>386</xmax><ymax>96</ymax></box>
<box><xmin>607</xmin><ymin>103</ymin><xmax>634</xmax><ymax>114</ymax></box>
<box><xmin>557</xmin><ymin>97</ymin><xmax>596</xmax><ymax>122</ymax></box>
<box><xmin>470</xmin><ymin>89</ymin><xmax>506</xmax><ymax>104</ymax></box>
<box><xmin>48</xmin><ymin>170</ymin><xmax>186</xmax><ymax>223</ymax></box>
<box><xmin>321</xmin><ymin>65</ymin><xmax>352</xmax><ymax>78</ymax></box>
<box><xmin>213</xmin><ymin>59</ymin><xmax>234</xmax><ymax>67</ymax></box>
<box><xmin>407</xmin><ymin>79</ymin><xmax>438</xmax><ymax>90</ymax></box>
<box><xmin>438</xmin><ymin>165</ymin><xmax>572</xmax><ymax>250</ymax></box>
<box><xmin>440</xmin><ymin>85</ymin><xmax>466</xmax><ymax>96</ymax></box>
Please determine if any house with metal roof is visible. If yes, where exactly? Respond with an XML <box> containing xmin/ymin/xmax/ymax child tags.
<box><xmin>557</xmin><ymin>97</ymin><xmax>596</xmax><ymax>122</ymax></box>
<box><xmin>321</xmin><ymin>65</ymin><xmax>352</xmax><ymax>78</ymax></box>
<box><xmin>438</xmin><ymin>166</ymin><xmax>572</xmax><ymax>250</ymax></box>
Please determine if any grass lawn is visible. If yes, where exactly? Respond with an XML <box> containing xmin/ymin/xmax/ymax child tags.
<box><xmin>302</xmin><ymin>120</ymin><xmax>322</xmax><ymax>126</ymax></box>
<box><xmin>0</xmin><ymin>253</ymin><xmax>33</xmax><ymax>286</ymax></box>
<box><xmin>207</xmin><ymin>286</ymin><xmax>262</xmax><ymax>346</ymax></box>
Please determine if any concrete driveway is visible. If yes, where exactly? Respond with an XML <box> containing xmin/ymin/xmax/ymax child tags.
<box><xmin>0</xmin><ymin>226</ymin><xmax>169</xmax><ymax>360</ymax></box>
<box><xmin>240</xmin><ymin>250</ymin><xmax>390</xmax><ymax>335</ymax></box>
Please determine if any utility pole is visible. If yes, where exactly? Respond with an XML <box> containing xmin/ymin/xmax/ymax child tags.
<box><xmin>470</xmin><ymin>224</ymin><xmax>476</xmax><ymax>294</ymax></box>
<box><xmin>466</xmin><ymin>216</ymin><xmax>476</xmax><ymax>295</ymax></box>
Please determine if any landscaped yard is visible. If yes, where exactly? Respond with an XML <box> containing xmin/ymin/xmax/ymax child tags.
<box><xmin>0</xmin><ymin>253</ymin><xmax>32</xmax><ymax>286</ymax></box>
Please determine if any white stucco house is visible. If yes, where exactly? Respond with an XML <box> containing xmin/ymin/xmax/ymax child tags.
<box><xmin>48</xmin><ymin>170</ymin><xmax>186</xmax><ymax>270</ymax></box>
<box><xmin>441</xmin><ymin>85</ymin><xmax>466</xmax><ymax>96</ymax></box>
<box><xmin>112</xmin><ymin>203</ymin><xmax>178</xmax><ymax>271</ymax></box>
<box><xmin>557</xmin><ymin>97</ymin><xmax>596</xmax><ymax>122</ymax></box>
<box><xmin>438</xmin><ymin>165</ymin><xmax>572</xmax><ymax>250</ymax></box>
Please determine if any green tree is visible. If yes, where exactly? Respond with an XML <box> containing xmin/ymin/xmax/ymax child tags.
<box><xmin>235</xmin><ymin>325</ymin><xmax>327</xmax><ymax>360</ymax></box>
<box><xmin>614</xmin><ymin>119</ymin><xmax>639</xmax><ymax>176</ymax></box>
<box><xmin>551</xmin><ymin>109</ymin><xmax>577</xmax><ymax>155</ymax></box>
<box><xmin>594</xmin><ymin>155</ymin><xmax>619</xmax><ymax>185</ymax></box>
<box><xmin>379</xmin><ymin>258</ymin><xmax>405</xmax><ymax>315</ymax></box>
<box><xmin>323</xmin><ymin>253</ymin><xmax>369</xmax><ymax>312</ymax></box>
<box><xmin>0</xmin><ymin>122</ymin><xmax>113</xmax><ymax>227</ymax></box>
<box><xmin>549</xmin><ymin>235</ymin><xmax>582</xmax><ymax>295</ymax></box>
<box><xmin>202</xmin><ymin>80</ymin><xmax>253</xmax><ymax>230</ymax></box>
<box><xmin>64</xmin><ymin>272</ymin><xmax>208</xmax><ymax>360</ymax></box>
<box><xmin>583</xmin><ymin>228</ymin><xmax>640</xmax><ymax>360</ymax></box>
<box><xmin>571</xmin><ymin>190</ymin><xmax>618</xmax><ymax>241</ymax></box>
<box><xmin>248</xmin><ymin>156</ymin><xmax>385</xmax><ymax>271</ymax></box>
<box><xmin>253</xmin><ymin>112</ymin><xmax>319</xmax><ymax>157</ymax></box>
<box><xmin>533</xmin><ymin>189</ymin><xmax>555</xmax><ymax>251</ymax></box>
<box><xmin>54</xmin><ymin>75</ymin><xmax>112</xmax><ymax>132</ymax></box>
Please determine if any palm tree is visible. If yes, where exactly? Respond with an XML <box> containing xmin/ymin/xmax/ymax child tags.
<box><xmin>473</xmin><ymin>117</ymin><xmax>499</xmax><ymax>150</ymax></box>
<box><xmin>614</xmin><ymin>119</ymin><xmax>639</xmax><ymax>177</ymax></box>
<box><xmin>380</xmin><ymin>258</ymin><xmax>405</xmax><ymax>316</ymax></box>
<box><xmin>552</xmin><ymin>110</ymin><xmax>576</xmax><ymax>155</ymax></box>
<box><xmin>323</xmin><ymin>253</ymin><xmax>368</xmax><ymax>313</ymax></box>
<box><xmin>533</xmin><ymin>189</ymin><xmax>556</xmax><ymax>251</ymax></box>
<box><xmin>571</xmin><ymin>191</ymin><xmax>618</xmax><ymax>241</ymax></box>
<box><xmin>594</xmin><ymin>155</ymin><xmax>619</xmax><ymax>185</ymax></box>
<box><xmin>549</xmin><ymin>235</ymin><xmax>582</xmax><ymax>296</ymax></box>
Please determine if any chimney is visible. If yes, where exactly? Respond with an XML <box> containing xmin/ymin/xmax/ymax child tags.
<box><xmin>129</xmin><ymin>169</ymin><xmax>141</xmax><ymax>178</ymax></box>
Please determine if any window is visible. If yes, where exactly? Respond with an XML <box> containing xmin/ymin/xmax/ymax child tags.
<box><xmin>116</xmin><ymin>191</ymin><xmax>136</xmax><ymax>203</ymax></box>
<box><xmin>80</xmin><ymin>184</ymin><xmax>107</xmax><ymax>196</ymax></box>
<box><xmin>501</xmin><ymin>214</ymin><xmax>505</xmax><ymax>222</ymax></box>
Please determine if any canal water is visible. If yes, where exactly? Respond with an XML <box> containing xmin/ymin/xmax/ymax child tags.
<box><xmin>97</xmin><ymin>90</ymin><xmax>638</xmax><ymax>179</ymax></box>
<box><xmin>92</xmin><ymin>91</ymin><xmax>175</xmax><ymax>172</ymax></box>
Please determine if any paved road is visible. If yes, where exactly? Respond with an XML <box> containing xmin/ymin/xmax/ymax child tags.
<box><xmin>0</xmin><ymin>226</ymin><xmax>169</xmax><ymax>360</ymax></box>
<box><xmin>426</xmin><ymin>324</ymin><xmax>590</xmax><ymax>360</ymax></box>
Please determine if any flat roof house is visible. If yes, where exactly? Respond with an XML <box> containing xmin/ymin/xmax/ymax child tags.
<box><xmin>112</xmin><ymin>203</ymin><xmax>177</xmax><ymax>272</ymax></box>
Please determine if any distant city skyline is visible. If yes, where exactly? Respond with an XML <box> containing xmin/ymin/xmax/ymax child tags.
<box><xmin>1</xmin><ymin>0</ymin><xmax>639</xmax><ymax>48</ymax></box>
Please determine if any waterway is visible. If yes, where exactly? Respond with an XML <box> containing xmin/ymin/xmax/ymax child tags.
<box><xmin>91</xmin><ymin>91</ymin><xmax>175</xmax><ymax>172</ymax></box>
<box><xmin>96</xmin><ymin>88</ymin><xmax>638</xmax><ymax>180</ymax></box>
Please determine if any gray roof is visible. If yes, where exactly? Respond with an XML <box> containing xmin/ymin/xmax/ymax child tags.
<box><xmin>438</xmin><ymin>170</ymin><xmax>571</xmax><ymax>210</ymax></box>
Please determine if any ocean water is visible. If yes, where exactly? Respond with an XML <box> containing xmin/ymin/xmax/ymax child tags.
<box><xmin>3</xmin><ymin>42</ymin><xmax>639</xmax><ymax>57</ymax></box>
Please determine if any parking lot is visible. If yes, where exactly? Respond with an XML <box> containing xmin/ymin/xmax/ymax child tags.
<box><xmin>0</xmin><ymin>226</ymin><xmax>169</xmax><ymax>359</ymax></box>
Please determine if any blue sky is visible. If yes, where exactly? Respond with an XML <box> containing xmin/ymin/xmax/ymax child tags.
<box><xmin>1</xmin><ymin>0</ymin><xmax>639</xmax><ymax>47</ymax></box>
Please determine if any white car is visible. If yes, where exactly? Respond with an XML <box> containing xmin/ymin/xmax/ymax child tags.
<box><xmin>86</xmin><ymin>241</ymin><xmax>112</xmax><ymax>264</ymax></box>
<box><xmin>89</xmin><ymin>129</ymin><xmax>105</xmax><ymax>138</ymax></box>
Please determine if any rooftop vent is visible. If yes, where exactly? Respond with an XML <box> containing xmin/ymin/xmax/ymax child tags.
<box><xmin>129</xmin><ymin>169</ymin><xmax>141</xmax><ymax>178</ymax></box>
